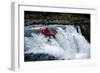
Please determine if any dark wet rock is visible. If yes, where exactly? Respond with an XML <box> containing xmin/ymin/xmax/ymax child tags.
<box><xmin>24</xmin><ymin>53</ymin><xmax>60</xmax><ymax>62</ymax></box>
<box><xmin>80</xmin><ymin>24</ymin><xmax>90</xmax><ymax>43</ymax></box>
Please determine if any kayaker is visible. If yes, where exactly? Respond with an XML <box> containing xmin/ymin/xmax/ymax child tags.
<box><xmin>40</xmin><ymin>27</ymin><xmax>56</xmax><ymax>38</ymax></box>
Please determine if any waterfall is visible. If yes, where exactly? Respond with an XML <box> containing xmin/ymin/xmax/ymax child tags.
<box><xmin>24</xmin><ymin>25</ymin><xmax>90</xmax><ymax>60</ymax></box>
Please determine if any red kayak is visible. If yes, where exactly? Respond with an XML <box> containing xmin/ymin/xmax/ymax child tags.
<box><xmin>40</xmin><ymin>27</ymin><xmax>56</xmax><ymax>38</ymax></box>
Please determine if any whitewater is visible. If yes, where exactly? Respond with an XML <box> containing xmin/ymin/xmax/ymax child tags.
<box><xmin>24</xmin><ymin>25</ymin><xmax>90</xmax><ymax>60</ymax></box>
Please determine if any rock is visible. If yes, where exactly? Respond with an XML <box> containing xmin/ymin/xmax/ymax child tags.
<box><xmin>24</xmin><ymin>53</ymin><xmax>60</xmax><ymax>62</ymax></box>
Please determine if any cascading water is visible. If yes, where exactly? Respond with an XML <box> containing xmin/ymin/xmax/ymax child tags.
<box><xmin>55</xmin><ymin>25</ymin><xmax>90</xmax><ymax>59</ymax></box>
<box><xmin>24</xmin><ymin>24</ymin><xmax>90</xmax><ymax>60</ymax></box>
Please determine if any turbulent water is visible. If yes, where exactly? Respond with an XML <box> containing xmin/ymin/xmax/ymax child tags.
<box><xmin>24</xmin><ymin>25</ymin><xmax>90</xmax><ymax>60</ymax></box>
